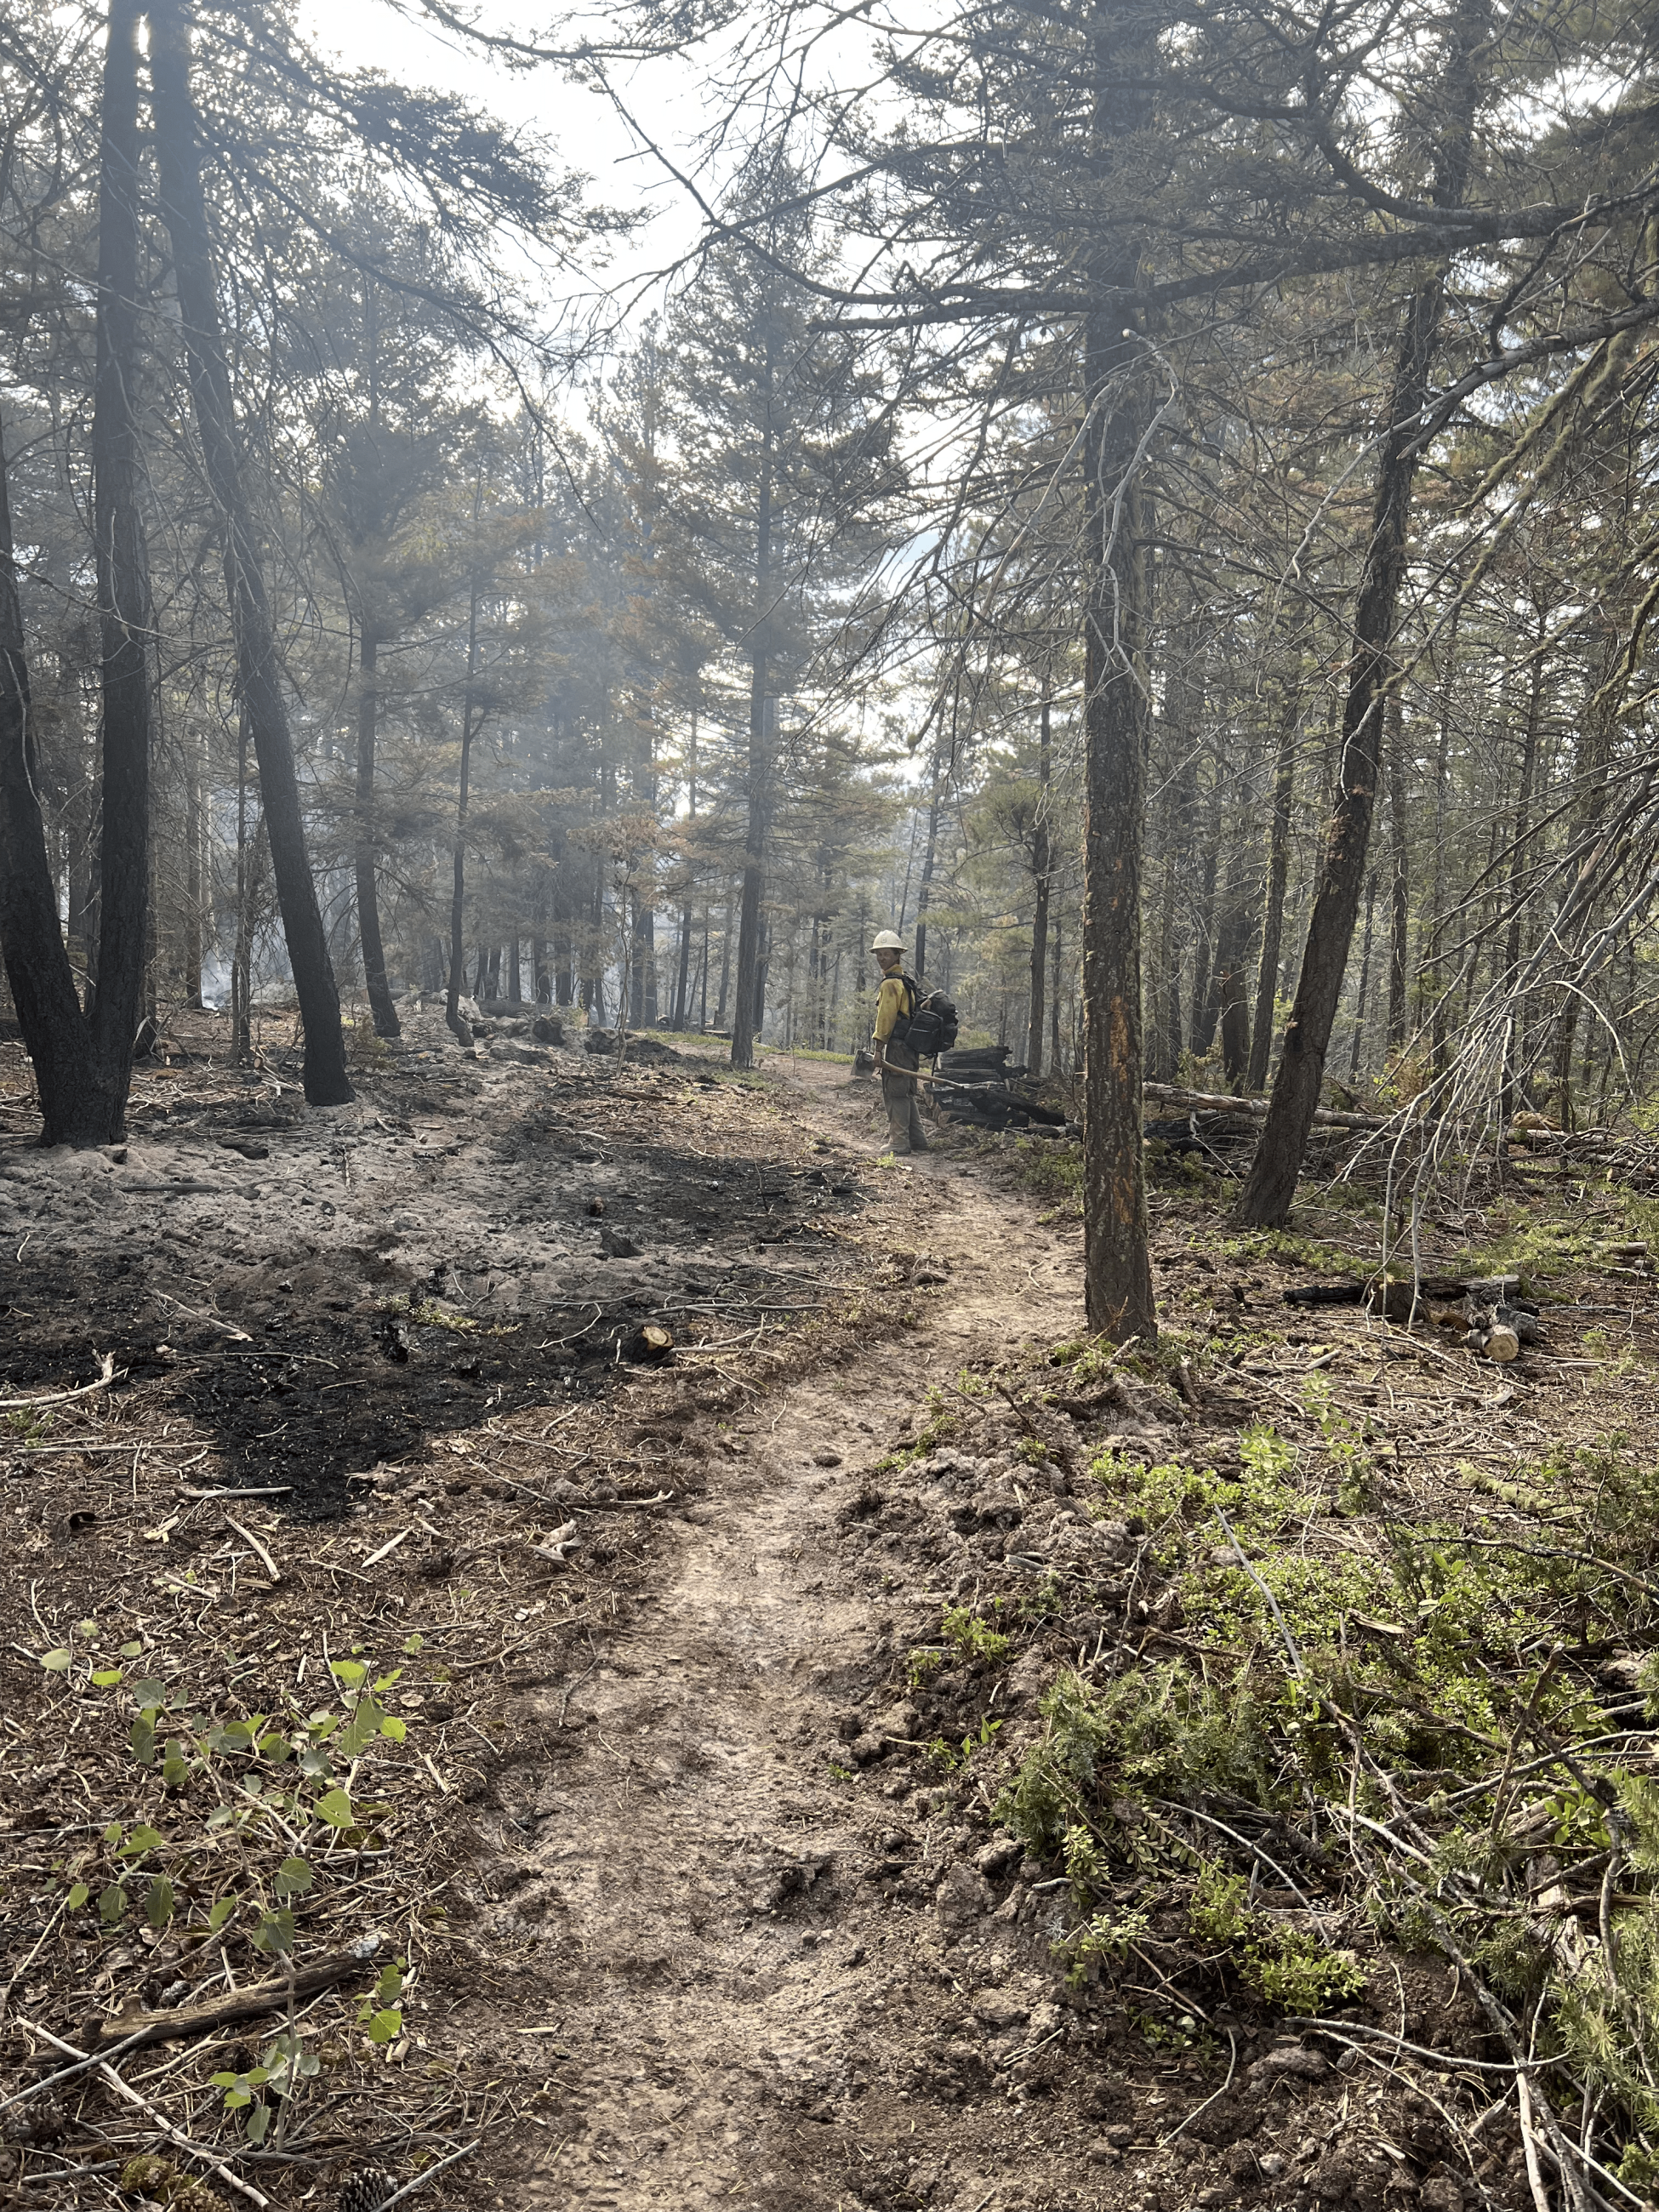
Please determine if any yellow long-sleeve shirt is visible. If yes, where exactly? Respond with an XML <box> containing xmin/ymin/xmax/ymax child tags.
<box><xmin>873</xmin><ymin>972</ymin><xmax>915</xmax><ymax>1044</ymax></box>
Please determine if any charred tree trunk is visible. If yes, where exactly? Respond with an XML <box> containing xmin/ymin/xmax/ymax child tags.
<box><xmin>1026</xmin><ymin>697</ymin><xmax>1052</xmax><ymax>1078</ymax></box>
<box><xmin>1384</xmin><ymin>693</ymin><xmax>1409</xmax><ymax>1054</ymax></box>
<box><xmin>1234</xmin><ymin>0</ymin><xmax>1482</xmax><ymax>1223</ymax></box>
<box><xmin>914</xmin><ymin>737</ymin><xmax>944</xmax><ymax>982</ymax></box>
<box><xmin>730</xmin><ymin>381</ymin><xmax>774</xmax><ymax>1070</ymax></box>
<box><xmin>149</xmin><ymin>0</ymin><xmax>351</xmax><ymax>1106</ymax></box>
<box><xmin>0</xmin><ymin>409</ymin><xmax>96</xmax><ymax>1136</ymax></box>
<box><xmin>1248</xmin><ymin>674</ymin><xmax>1299</xmax><ymax>1092</ymax></box>
<box><xmin>183</xmin><ymin>726</ymin><xmax>205</xmax><ymax>1007</ymax></box>
<box><xmin>354</xmin><ymin>627</ymin><xmax>400</xmax><ymax>1038</ymax></box>
<box><xmin>1080</xmin><ymin>102</ymin><xmax>1156</xmax><ymax>1343</ymax></box>
<box><xmin>16</xmin><ymin>0</ymin><xmax>158</xmax><ymax>1146</ymax></box>
<box><xmin>445</xmin><ymin>574</ymin><xmax>480</xmax><ymax>1040</ymax></box>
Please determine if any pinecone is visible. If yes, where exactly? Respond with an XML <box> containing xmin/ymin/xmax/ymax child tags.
<box><xmin>2</xmin><ymin>2089</ymin><xmax>65</xmax><ymax>2146</ymax></box>
<box><xmin>337</xmin><ymin>2169</ymin><xmax>398</xmax><ymax>2212</ymax></box>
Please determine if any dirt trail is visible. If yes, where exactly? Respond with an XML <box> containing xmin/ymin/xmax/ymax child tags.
<box><xmin>516</xmin><ymin>1067</ymin><xmax>1084</xmax><ymax>2212</ymax></box>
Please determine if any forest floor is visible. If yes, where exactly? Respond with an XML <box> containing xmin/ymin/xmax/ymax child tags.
<box><xmin>6</xmin><ymin>1017</ymin><xmax>1659</xmax><ymax>2212</ymax></box>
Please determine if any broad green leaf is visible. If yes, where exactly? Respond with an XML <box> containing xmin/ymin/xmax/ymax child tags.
<box><xmin>66</xmin><ymin>1882</ymin><xmax>89</xmax><ymax>1909</ymax></box>
<box><xmin>365</xmin><ymin>2006</ymin><xmax>402</xmax><ymax>2044</ymax></box>
<box><xmin>379</xmin><ymin>1716</ymin><xmax>407</xmax><ymax>1742</ymax></box>
<box><xmin>99</xmin><ymin>1883</ymin><xmax>127</xmax><ymax>1924</ymax></box>
<box><xmin>119</xmin><ymin>1639</ymin><xmax>142</xmax><ymax>1657</ymax></box>
<box><xmin>103</xmin><ymin>1821</ymin><xmax>123</xmax><ymax>1846</ymax></box>
<box><xmin>256</xmin><ymin>1732</ymin><xmax>294</xmax><ymax>1764</ymax></box>
<box><xmin>128</xmin><ymin>1677</ymin><xmax>168</xmax><ymax>1709</ymax></box>
<box><xmin>275</xmin><ymin>1856</ymin><xmax>314</xmax><ymax>1897</ymax></box>
<box><xmin>374</xmin><ymin>1963</ymin><xmax>404</xmax><ymax>2004</ymax></box>
<box><xmin>402</xmin><ymin>1633</ymin><xmax>424</xmax><ymax>1655</ymax></box>
<box><xmin>119</xmin><ymin>1825</ymin><xmax>166</xmax><ymax>1856</ymax></box>
<box><xmin>39</xmin><ymin>1648</ymin><xmax>71</xmax><ymax>1673</ymax></box>
<box><xmin>251</xmin><ymin>1907</ymin><xmax>294</xmax><ymax>1955</ymax></box>
<box><xmin>91</xmin><ymin>1668</ymin><xmax>123</xmax><ymax>1687</ymax></box>
<box><xmin>311</xmin><ymin>1787</ymin><xmax>353</xmax><ymax>1828</ymax></box>
<box><xmin>208</xmin><ymin>1896</ymin><xmax>237</xmax><ymax>1931</ymax></box>
<box><xmin>245</xmin><ymin>2102</ymin><xmax>270</xmax><ymax>2145</ymax></box>
<box><xmin>130</xmin><ymin>1719</ymin><xmax>156</xmax><ymax>1766</ymax></box>
<box><xmin>145</xmin><ymin>1876</ymin><xmax>174</xmax><ymax>1930</ymax></box>
<box><xmin>329</xmin><ymin>1659</ymin><xmax>367</xmax><ymax>1688</ymax></box>
<box><xmin>373</xmin><ymin>1668</ymin><xmax>403</xmax><ymax>1690</ymax></box>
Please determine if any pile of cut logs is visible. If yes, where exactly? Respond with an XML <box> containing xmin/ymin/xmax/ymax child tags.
<box><xmin>1286</xmin><ymin>1274</ymin><xmax>1542</xmax><ymax>1361</ymax></box>
<box><xmin>923</xmin><ymin>1046</ymin><xmax>1070</xmax><ymax>1135</ymax></box>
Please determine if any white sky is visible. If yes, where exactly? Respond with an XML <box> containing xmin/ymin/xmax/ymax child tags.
<box><xmin>296</xmin><ymin>0</ymin><xmax>707</xmax><ymax>327</ymax></box>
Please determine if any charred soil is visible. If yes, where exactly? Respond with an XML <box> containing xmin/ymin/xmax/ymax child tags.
<box><xmin>6</xmin><ymin>1029</ymin><xmax>1659</xmax><ymax>2212</ymax></box>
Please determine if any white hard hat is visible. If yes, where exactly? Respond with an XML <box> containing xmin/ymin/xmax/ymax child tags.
<box><xmin>870</xmin><ymin>930</ymin><xmax>905</xmax><ymax>951</ymax></box>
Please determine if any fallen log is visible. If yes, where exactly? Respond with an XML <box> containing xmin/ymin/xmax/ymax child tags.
<box><xmin>1142</xmin><ymin>1082</ymin><xmax>1391</xmax><ymax>1132</ymax></box>
<box><xmin>94</xmin><ymin>1948</ymin><xmax>371</xmax><ymax>2049</ymax></box>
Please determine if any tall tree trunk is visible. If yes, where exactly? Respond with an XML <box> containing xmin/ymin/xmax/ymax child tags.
<box><xmin>731</xmin><ymin>380</ymin><xmax>775</xmax><ymax>1070</ymax></box>
<box><xmin>354</xmin><ymin>627</ymin><xmax>401</xmax><ymax>1037</ymax></box>
<box><xmin>1499</xmin><ymin>620</ymin><xmax>1545</xmax><ymax>1116</ymax></box>
<box><xmin>1348</xmin><ymin>872</ymin><xmax>1377</xmax><ymax>1080</ymax></box>
<box><xmin>1248</xmin><ymin>673</ymin><xmax>1299</xmax><ymax>1092</ymax></box>
<box><xmin>1051</xmin><ymin>909</ymin><xmax>1064</xmax><ymax>1077</ymax></box>
<box><xmin>1080</xmin><ymin>105</ymin><xmax>1156</xmax><ymax>1346</ymax></box>
<box><xmin>914</xmin><ymin>736</ymin><xmax>944</xmax><ymax>981</ymax></box>
<box><xmin>79</xmin><ymin>0</ymin><xmax>154</xmax><ymax>1140</ymax></box>
<box><xmin>1234</xmin><ymin>0</ymin><xmax>1483</xmax><ymax>1223</ymax></box>
<box><xmin>445</xmin><ymin>574</ymin><xmax>480</xmax><ymax>1039</ymax></box>
<box><xmin>231</xmin><ymin>710</ymin><xmax>254</xmax><ymax>1062</ymax></box>
<box><xmin>149</xmin><ymin>0</ymin><xmax>351</xmax><ymax>1106</ymax></box>
<box><xmin>1384</xmin><ymin>692</ymin><xmax>1409</xmax><ymax>1053</ymax></box>
<box><xmin>0</xmin><ymin>409</ymin><xmax>97</xmax><ymax>1137</ymax></box>
<box><xmin>1026</xmin><ymin>697</ymin><xmax>1052</xmax><ymax>1077</ymax></box>
<box><xmin>184</xmin><ymin>725</ymin><xmax>205</xmax><ymax>1008</ymax></box>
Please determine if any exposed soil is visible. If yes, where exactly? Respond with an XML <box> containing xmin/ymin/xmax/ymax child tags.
<box><xmin>7</xmin><ymin>1024</ymin><xmax>1659</xmax><ymax>2212</ymax></box>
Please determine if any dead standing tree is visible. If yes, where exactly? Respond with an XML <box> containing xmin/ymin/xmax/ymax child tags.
<box><xmin>148</xmin><ymin>0</ymin><xmax>353</xmax><ymax>1108</ymax></box>
<box><xmin>1233</xmin><ymin>0</ymin><xmax>1486</xmax><ymax>1224</ymax></box>
<box><xmin>0</xmin><ymin>0</ymin><xmax>153</xmax><ymax>1146</ymax></box>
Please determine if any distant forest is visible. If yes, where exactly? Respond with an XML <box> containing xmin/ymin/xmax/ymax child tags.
<box><xmin>3</xmin><ymin>0</ymin><xmax>1658</xmax><ymax>1317</ymax></box>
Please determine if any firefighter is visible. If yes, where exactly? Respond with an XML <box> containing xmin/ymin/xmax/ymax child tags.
<box><xmin>869</xmin><ymin>930</ymin><xmax>929</xmax><ymax>1156</ymax></box>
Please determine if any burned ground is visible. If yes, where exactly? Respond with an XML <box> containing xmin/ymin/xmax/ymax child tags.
<box><xmin>5</xmin><ymin>1030</ymin><xmax>1659</xmax><ymax>2212</ymax></box>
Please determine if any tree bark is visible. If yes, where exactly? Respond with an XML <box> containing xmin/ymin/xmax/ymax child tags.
<box><xmin>9</xmin><ymin>0</ymin><xmax>158</xmax><ymax>1146</ymax></box>
<box><xmin>914</xmin><ymin>735</ymin><xmax>944</xmax><ymax>981</ymax></box>
<box><xmin>1233</xmin><ymin>277</ymin><xmax>1447</xmax><ymax>1221</ymax></box>
<box><xmin>149</xmin><ymin>0</ymin><xmax>351</xmax><ymax>1106</ymax></box>
<box><xmin>1233</xmin><ymin>0</ymin><xmax>1484</xmax><ymax>1223</ymax></box>
<box><xmin>445</xmin><ymin>572</ymin><xmax>480</xmax><ymax>1039</ymax></box>
<box><xmin>1026</xmin><ymin>697</ymin><xmax>1052</xmax><ymax>1077</ymax></box>
<box><xmin>1348</xmin><ymin>871</ymin><xmax>1377</xmax><ymax>1080</ymax></box>
<box><xmin>354</xmin><ymin>627</ymin><xmax>401</xmax><ymax>1037</ymax></box>
<box><xmin>0</xmin><ymin>408</ymin><xmax>96</xmax><ymax>1137</ymax></box>
<box><xmin>1080</xmin><ymin>64</ymin><xmax>1156</xmax><ymax>1345</ymax></box>
<box><xmin>1248</xmin><ymin>673</ymin><xmax>1299</xmax><ymax>1092</ymax></box>
<box><xmin>183</xmin><ymin>725</ymin><xmax>205</xmax><ymax>1008</ymax></box>
<box><xmin>1384</xmin><ymin>692</ymin><xmax>1409</xmax><ymax>1053</ymax></box>
<box><xmin>730</xmin><ymin>374</ymin><xmax>775</xmax><ymax>1069</ymax></box>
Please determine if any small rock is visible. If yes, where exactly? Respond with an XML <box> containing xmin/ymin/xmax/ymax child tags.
<box><xmin>849</xmin><ymin>1733</ymin><xmax>887</xmax><ymax>1766</ymax></box>
<box><xmin>531</xmin><ymin>1014</ymin><xmax>563</xmax><ymax>1045</ymax></box>
<box><xmin>1104</xmin><ymin>2124</ymin><xmax>1135</xmax><ymax>2149</ymax></box>
<box><xmin>812</xmin><ymin>1449</ymin><xmax>842</xmax><ymax>1467</ymax></box>
<box><xmin>1308</xmin><ymin>2155</ymin><xmax>1356</xmax><ymax>2203</ymax></box>
<box><xmin>586</xmin><ymin>1197</ymin><xmax>606</xmax><ymax>1217</ymax></box>
<box><xmin>936</xmin><ymin>1862</ymin><xmax>995</xmax><ymax>1928</ymax></box>
<box><xmin>1027</xmin><ymin>2000</ymin><xmax>1065</xmax><ymax>2038</ymax></box>
<box><xmin>1418</xmin><ymin>2182</ymin><xmax>1462</xmax><ymax>2212</ymax></box>
<box><xmin>1086</xmin><ymin>2145</ymin><xmax>1120</xmax><ymax>2166</ymax></box>
<box><xmin>971</xmin><ymin>1987</ymin><xmax>1029</xmax><ymax>2030</ymax></box>
<box><xmin>1252</xmin><ymin>2043</ymin><xmax>1330</xmax><ymax>2083</ymax></box>
<box><xmin>1258</xmin><ymin>2153</ymin><xmax>1290</xmax><ymax>2179</ymax></box>
<box><xmin>600</xmin><ymin>1228</ymin><xmax>641</xmax><ymax>1257</ymax></box>
<box><xmin>973</xmin><ymin>1833</ymin><xmax>1023</xmax><ymax>1878</ymax></box>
